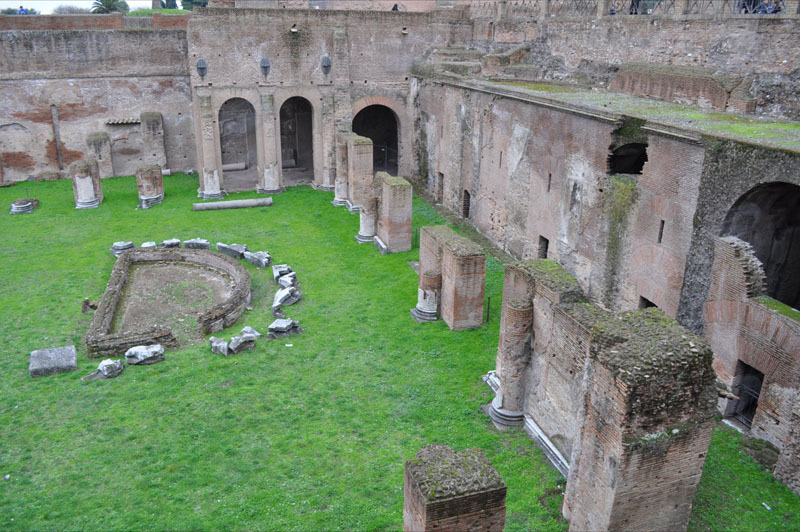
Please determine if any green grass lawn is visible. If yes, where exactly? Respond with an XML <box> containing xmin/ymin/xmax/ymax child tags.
<box><xmin>0</xmin><ymin>174</ymin><xmax>798</xmax><ymax>531</ymax></box>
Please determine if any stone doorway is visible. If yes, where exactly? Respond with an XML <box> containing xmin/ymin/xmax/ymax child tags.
<box><xmin>352</xmin><ymin>104</ymin><xmax>399</xmax><ymax>175</ymax></box>
<box><xmin>729</xmin><ymin>361</ymin><xmax>765</xmax><ymax>429</ymax></box>
<box><xmin>219</xmin><ymin>98</ymin><xmax>258</xmax><ymax>192</ymax></box>
<box><xmin>279</xmin><ymin>96</ymin><xmax>314</xmax><ymax>186</ymax></box>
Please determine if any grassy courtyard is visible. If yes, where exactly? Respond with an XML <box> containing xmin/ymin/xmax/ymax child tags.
<box><xmin>0</xmin><ymin>174</ymin><xmax>798</xmax><ymax>531</ymax></box>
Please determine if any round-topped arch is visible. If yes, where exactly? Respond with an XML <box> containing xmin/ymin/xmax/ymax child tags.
<box><xmin>351</xmin><ymin>95</ymin><xmax>411</xmax><ymax>178</ymax></box>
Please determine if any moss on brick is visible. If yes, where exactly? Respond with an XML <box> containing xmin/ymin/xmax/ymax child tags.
<box><xmin>406</xmin><ymin>443</ymin><xmax>505</xmax><ymax>502</ymax></box>
<box><xmin>423</xmin><ymin>225</ymin><xmax>484</xmax><ymax>257</ymax></box>
<box><xmin>517</xmin><ymin>259</ymin><xmax>585</xmax><ymax>301</ymax></box>
<box><xmin>754</xmin><ymin>296</ymin><xmax>800</xmax><ymax>325</ymax></box>
<box><xmin>602</xmin><ymin>175</ymin><xmax>638</xmax><ymax>307</ymax></box>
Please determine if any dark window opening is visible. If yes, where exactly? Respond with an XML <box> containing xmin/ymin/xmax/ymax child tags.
<box><xmin>538</xmin><ymin>236</ymin><xmax>549</xmax><ymax>259</ymax></box>
<box><xmin>435</xmin><ymin>172</ymin><xmax>444</xmax><ymax>203</ymax></box>
<box><xmin>219</xmin><ymin>97</ymin><xmax>258</xmax><ymax>192</ymax></box>
<box><xmin>731</xmin><ymin>361</ymin><xmax>764</xmax><ymax>429</ymax></box>
<box><xmin>608</xmin><ymin>143</ymin><xmax>648</xmax><ymax>175</ymax></box>
<box><xmin>547</xmin><ymin>173</ymin><xmax>552</xmax><ymax>192</ymax></box>
<box><xmin>638</xmin><ymin>296</ymin><xmax>657</xmax><ymax>309</ymax></box>
<box><xmin>462</xmin><ymin>190</ymin><xmax>471</xmax><ymax>218</ymax></box>
<box><xmin>721</xmin><ymin>182</ymin><xmax>800</xmax><ymax>308</ymax></box>
<box><xmin>499</xmin><ymin>151</ymin><xmax>503</xmax><ymax>168</ymax></box>
<box><xmin>352</xmin><ymin>104</ymin><xmax>399</xmax><ymax>175</ymax></box>
<box><xmin>658</xmin><ymin>220</ymin><xmax>665</xmax><ymax>244</ymax></box>
<box><xmin>279</xmin><ymin>96</ymin><xmax>314</xmax><ymax>184</ymax></box>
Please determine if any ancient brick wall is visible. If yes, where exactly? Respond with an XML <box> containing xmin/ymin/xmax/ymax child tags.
<box><xmin>153</xmin><ymin>13</ymin><xmax>191</xmax><ymax>29</ymax></box>
<box><xmin>0</xmin><ymin>29</ymin><xmax>194</xmax><ymax>181</ymax></box>
<box><xmin>0</xmin><ymin>14</ymin><xmax>123</xmax><ymax>31</ymax></box>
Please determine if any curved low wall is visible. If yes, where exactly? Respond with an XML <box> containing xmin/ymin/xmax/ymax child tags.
<box><xmin>86</xmin><ymin>248</ymin><xmax>251</xmax><ymax>357</ymax></box>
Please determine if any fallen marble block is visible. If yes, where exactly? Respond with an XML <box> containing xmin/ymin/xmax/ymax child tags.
<box><xmin>272</xmin><ymin>286</ymin><xmax>302</xmax><ymax>316</ymax></box>
<box><xmin>241</xmin><ymin>326</ymin><xmax>262</xmax><ymax>339</ymax></box>
<box><xmin>110</xmin><ymin>241</ymin><xmax>134</xmax><ymax>257</ymax></box>
<box><xmin>272</xmin><ymin>264</ymin><xmax>292</xmax><ymax>282</ymax></box>
<box><xmin>184</xmin><ymin>238</ymin><xmax>211</xmax><ymax>250</ymax></box>
<box><xmin>10</xmin><ymin>198</ymin><xmax>38</xmax><ymax>214</ymax></box>
<box><xmin>209</xmin><ymin>336</ymin><xmax>229</xmax><ymax>356</ymax></box>
<box><xmin>140</xmin><ymin>241</ymin><xmax>157</xmax><ymax>249</ymax></box>
<box><xmin>160</xmin><ymin>238</ymin><xmax>181</xmax><ymax>248</ymax></box>
<box><xmin>267</xmin><ymin>319</ymin><xmax>303</xmax><ymax>339</ymax></box>
<box><xmin>29</xmin><ymin>345</ymin><xmax>77</xmax><ymax>377</ymax></box>
<box><xmin>217</xmin><ymin>242</ymin><xmax>247</xmax><ymax>259</ymax></box>
<box><xmin>228</xmin><ymin>334</ymin><xmax>257</xmax><ymax>354</ymax></box>
<box><xmin>277</xmin><ymin>272</ymin><xmax>297</xmax><ymax>288</ymax></box>
<box><xmin>125</xmin><ymin>344</ymin><xmax>165</xmax><ymax>365</ymax></box>
<box><xmin>244</xmin><ymin>251</ymin><xmax>271</xmax><ymax>268</ymax></box>
<box><xmin>82</xmin><ymin>359</ymin><xmax>125</xmax><ymax>381</ymax></box>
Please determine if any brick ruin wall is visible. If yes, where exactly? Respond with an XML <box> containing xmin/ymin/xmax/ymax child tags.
<box><xmin>0</xmin><ymin>28</ymin><xmax>195</xmax><ymax>182</ymax></box>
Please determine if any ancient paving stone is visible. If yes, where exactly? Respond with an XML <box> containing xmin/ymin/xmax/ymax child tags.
<box><xmin>228</xmin><ymin>334</ymin><xmax>256</xmax><ymax>354</ymax></box>
<box><xmin>278</xmin><ymin>272</ymin><xmax>297</xmax><ymax>288</ymax></box>
<box><xmin>209</xmin><ymin>336</ymin><xmax>229</xmax><ymax>356</ymax></box>
<box><xmin>82</xmin><ymin>359</ymin><xmax>125</xmax><ymax>381</ymax></box>
<box><xmin>125</xmin><ymin>344</ymin><xmax>165</xmax><ymax>365</ymax></box>
<box><xmin>160</xmin><ymin>238</ymin><xmax>181</xmax><ymax>248</ymax></box>
<box><xmin>216</xmin><ymin>242</ymin><xmax>247</xmax><ymax>259</ymax></box>
<box><xmin>140</xmin><ymin>241</ymin><xmax>157</xmax><ymax>248</ymax></box>
<box><xmin>272</xmin><ymin>264</ymin><xmax>292</xmax><ymax>282</ymax></box>
<box><xmin>241</xmin><ymin>326</ymin><xmax>262</xmax><ymax>339</ymax></box>
<box><xmin>28</xmin><ymin>345</ymin><xmax>77</xmax><ymax>377</ymax></box>
<box><xmin>184</xmin><ymin>238</ymin><xmax>210</xmax><ymax>250</ymax></box>
<box><xmin>110</xmin><ymin>241</ymin><xmax>134</xmax><ymax>257</ymax></box>
<box><xmin>244</xmin><ymin>251</ymin><xmax>271</xmax><ymax>268</ymax></box>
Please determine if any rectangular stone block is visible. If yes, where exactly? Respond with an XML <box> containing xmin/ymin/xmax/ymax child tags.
<box><xmin>377</xmin><ymin>173</ymin><xmax>412</xmax><ymax>253</ymax></box>
<box><xmin>441</xmin><ymin>245</ymin><xmax>486</xmax><ymax>331</ymax></box>
<box><xmin>29</xmin><ymin>345</ymin><xmax>77</xmax><ymax>377</ymax></box>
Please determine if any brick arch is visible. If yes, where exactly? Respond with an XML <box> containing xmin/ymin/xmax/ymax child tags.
<box><xmin>629</xmin><ymin>244</ymin><xmax>683</xmax><ymax>316</ymax></box>
<box><xmin>352</xmin><ymin>95</ymin><xmax>405</xmax><ymax>128</ymax></box>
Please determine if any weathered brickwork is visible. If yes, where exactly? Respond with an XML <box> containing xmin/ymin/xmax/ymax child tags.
<box><xmin>376</xmin><ymin>173</ymin><xmax>412</xmax><ymax>253</ymax></box>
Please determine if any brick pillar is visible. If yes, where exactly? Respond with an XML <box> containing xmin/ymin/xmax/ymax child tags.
<box><xmin>489</xmin><ymin>298</ymin><xmax>532</xmax><ymax>426</ymax></box>
<box><xmin>140</xmin><ymin>112</ymin><xmax>167</xmax><ymax>168</ymax></box>
<box><xmin>774</xmin><ymin>399</ymin><xmax>800</xmax><ymax>494</ymax></box>
<box><xmin>564</xmin><ymin>311</ymin><xmax>717</xmax><ymax>531</ymax></box>
<box><xmin>86</xmin><ymin>132</ymin><xmax>113</xmax><ymax>178</ymax></box>
<box><xmin>441</xmin><ymin>242</ymin><xmax>486</xmax><ymax>331</ymax></box>
<box><xmin>411</xmin><ymin>271</ymin><xmax>442</xmax><ymax>322</ymax></box>
<box><xmin>376</xmin><ymin>173</ymin><xmax>412</xmax><ymax>253</ymax></box>
<box><xmin>345</xmin><ymin>135</ymin><xmax>373</xmax><ymax>211</ymax></box>
<box><xmin>136</xmin><ymin>164</ymin><xmax>164</xmax><ymax>209</ymax></box>
<box><xmin>258</xmin><ymin>92</ymin><xmax>280</xmax><ymax>194</ymax></box>
<box><xmin>70</xmin><ymin>159</ymin><xmax>102</xmax><ymax>209</ymax></box>
<box><xmin>404</xmin><ymin>444</ymin><xmax>506</xmax><ymax>532</ymax></box>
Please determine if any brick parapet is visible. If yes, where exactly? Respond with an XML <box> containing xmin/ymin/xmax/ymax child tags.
<box><xmin>0</xmin><ymin>14</ymin><xmax>123</xmax><ymax>31</ymax></box>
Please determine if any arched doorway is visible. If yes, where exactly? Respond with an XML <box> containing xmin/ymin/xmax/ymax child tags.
<box><xmin>279</xmin><ymin>97</ymin><xmax>314</xmax><ymax>185</ymax></box>
<box><xmin>218</xmin><ymin>98</ymin><xmax>257</xmax><ymax>192</ymax></box>
<box><xmin>721</xmin><ymin>182</ymin><xmax>800</xmax><ymax>308</ymax></box>
<box><xmin>352</xmin><ymin>105</ymin><xmax>398</xmax><ymax>175</ymax></box>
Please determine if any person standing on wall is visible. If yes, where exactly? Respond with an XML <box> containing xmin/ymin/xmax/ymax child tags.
<box><xmin>18</xmin><ymin>5</ymin><xmax>28</xmax><ymax>14</ymax></box>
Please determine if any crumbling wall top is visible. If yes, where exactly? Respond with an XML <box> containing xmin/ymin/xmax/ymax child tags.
<box><xmin>406</xmin><ymin>443</ymin><xmax>505</xmax><ymax>501</ymax></box>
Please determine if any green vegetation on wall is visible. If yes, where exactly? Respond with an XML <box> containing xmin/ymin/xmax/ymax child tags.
<box><xmin>602</xmin><ymin>175</ymin><xmax>638</xmax><ymax>307</ymax></box>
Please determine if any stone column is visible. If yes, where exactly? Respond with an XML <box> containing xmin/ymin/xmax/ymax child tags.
<box><xmin>136</xmin><ymin>164</ymin><xmax>164</xmax><ymax>209</ymax></box>
<box><xmin>332</xmin><ymin>132</ymin><xmax>351</xmax><ymax>206</ymax></box>
<box><xmin>441</xmin><ymin>240</ymin><xmax>486</xmax><ymax>331</ymax></box>
<box><xmin>140</xmin><ymin>112</ymin><xmax>167</xmax><ymax>168</ymax></box>
<box><xmin>86</xmin><ymin>132</ymin><xmax>113</xmax><ymax>178</ymax></box>
<box><xmin>356</xmin><ymin>199</ymin><xmax>377</xmax><ymax>244</ymax></box>
<box><xmin>404</xmin><ymin>444</ymin><xmax>506</xmax><ymax>532</ymax></box>
<box><xmin>70</xmin><ymin>159</ymin><xmax>102</xmax><ymax>209</ymax></box>
<box><xmin>411</xmin><ymin>271</ymin><xmax>442</xmax><ymax>322</ymax></box>
<box><xmin>258</xmin><ymin>92</ymin><xmax>281</xmax><ymax>194</ymax></box>
<box><xmin>376</xmin><ymin>173</ymin><xmax>412</xmax><ymax>253</ymax></box>
<box><xmin>489</xmin><ymin>298</ymin><xmax>532</xmax><ymax>427</ymax></box>
<box><xmin>196</xmin><ymin>94</ymin><xmax>224</xmax><ymax>200</ymax></box>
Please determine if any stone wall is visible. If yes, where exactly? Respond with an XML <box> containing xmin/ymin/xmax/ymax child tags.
<box><xmin>0</xmin><ymin>29</ymin><xmax>194</xmax><ymax>182</ymax></box>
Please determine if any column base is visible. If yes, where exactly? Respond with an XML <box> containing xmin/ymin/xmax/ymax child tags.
<box><xmin>331</xmin><ymin>198</ymin><xmax>348</xmax><ymax>207</ymax></box>
<box><xmin>75</xmin><ymin>199</ymin><xmax>101</xmax><ymax>210</ymax></box>
<box><xmin>138</xmin><ymin>194</ymin><xmax>163</xmax><ymax>209</ymax></box>
<box><xmin>257</xmin><ymin>187</ymin><xmax>283</xmax><ymax>195</ymax></box>
<box><xmin>355</xmin><ymin>233</ymin><xmax>374</xmax><ymax>244</ymax></box>
<box><xmin>488</xmin><ymin>397</ymin><xmax>524</xmax><ymax>427</ymax></box>
<box><xmin>410</xmin><ymin>307</ymin><xmax>438</xmax><ymax>323</ymax></box>
<box><xmin>197</xmin><ymin>190</ymin><xmax>227</xmax><ymax>200</ymax></box>
<box><xmin>345</xmin><ymin>200</ymin><xmax>362</xmax><ymax>213</ymax></box>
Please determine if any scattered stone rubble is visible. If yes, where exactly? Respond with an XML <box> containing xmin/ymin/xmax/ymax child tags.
<box><xmin>125</xmin><ymin>344</ymin><xmax>165</xmax><ymax>365</ymax></box>
<box><xmin>209</xmin><ymin>326</ymin><xmax>262</xmax><ymax>356</ymax></box>
<box><xmin>9</xmin><ymin>198</ymin><xmax>38</xmax><ymax>214</ymax></box>
<box><xmin>140</xmin><ymin>241</ymin><xmax>157</xmax><ymax>248</ymax></box>
<box><xmin>82</xmin><ymin>358</ymin><xmax>125</xmax><ymax>381</ymax></box>
<box><xmin>110</xmin><ymin>241</ymin><xmax>134</xmax><ymax>257</ymax></box>
<box><xmin>268</xmin><ymin>318</ymin><xmax>302</xmax><ymax>338</ymax></box>
<box><xmin>216</xmin><ymin>242</ymin><xmax>247</xmax><ymax>259</ymax></box>
<box><xmin>244</xmin><ymin>251</ymin><xmax>271</xmax><ymax>268</ymax></box>
<box><xmin>184</xmin><ymin>238</ymin><xmax>210</xmax><ymax>250</ymax></box>
<box><xmin>160</xmin><ymin>238</ymin><xmax>181</xmax><ymax>248</ymax></box>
